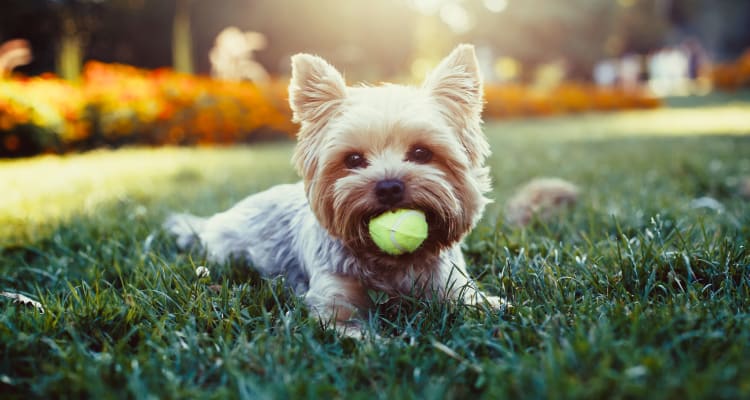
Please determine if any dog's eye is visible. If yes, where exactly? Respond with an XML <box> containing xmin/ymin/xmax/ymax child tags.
<box><xmin>344</xmin><ymin>152</ymin><xmax>368</xmax><ymax>169</ymax></box>
<box><xmin>407</xmin><ymin>147</ymin><xmax>433</xmax><ymax>164</ymax></box>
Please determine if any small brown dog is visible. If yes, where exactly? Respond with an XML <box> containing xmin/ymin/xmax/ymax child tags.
<box><xmin>165</xmin><ymin>44</ymin><xmax>506</xmax><ymax>337</ymax></box>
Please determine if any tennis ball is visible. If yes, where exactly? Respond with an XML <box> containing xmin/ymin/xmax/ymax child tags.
<box><xmin>368</xmin><ymin>209</ymin><xmax>428</xmax><ymax>255</ymax></box>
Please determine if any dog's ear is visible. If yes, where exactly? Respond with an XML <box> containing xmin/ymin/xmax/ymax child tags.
<box><xmin>423</xmin><ymin>44</ymin><xmax>489</xmax><ymax>166</ymax></box>
<box><xmin>289</xmin><ymin>54</ymin><xmax>347</xmax><ymax>124</ymax></box>
<box><xmin>423</xmin><ymin>44</ymin><xmax>483</xmax><ymax>122</ymax></box>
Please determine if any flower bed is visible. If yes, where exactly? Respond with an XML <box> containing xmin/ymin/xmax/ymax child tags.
<box><xmin>1</xmin><ymin>62</ymin><xmax>296</xmax><ymax>157</ymax></box>
<box><xmin>1</xmin><ymin>61</ymin><xmax>661</xmax><ymax>157</ymax></box>
<box><xmin>711</xmin><ymin>49</ymin><xmax>750</xmax><ymax>91</ymax></box>
<box><xmin>483</xmin><ymin>83</ymin><xmax>660</xmax><ymax>119</ymax></box>
<box><xmin>0</xmin><ymin>74</ymin><xmax>89</xmax><ymax>155</ymax></box>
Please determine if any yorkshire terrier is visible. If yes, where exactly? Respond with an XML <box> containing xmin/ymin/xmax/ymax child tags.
<box><xmin>165</xmin><ymin>44</ymin><xmax>506</xmax><ymax>337</ymax></box>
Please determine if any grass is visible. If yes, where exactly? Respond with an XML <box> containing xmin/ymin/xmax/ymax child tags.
<box><xmin>1</xmin><ymin>103</ymin><xmax>750</xmax><ymax>398</ymax></box>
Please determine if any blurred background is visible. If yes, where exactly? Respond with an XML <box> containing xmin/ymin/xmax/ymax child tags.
<box><xmin>1</xmin><ymin>0</ymin><xmax>749</xmax><ymax>157</ymax></box>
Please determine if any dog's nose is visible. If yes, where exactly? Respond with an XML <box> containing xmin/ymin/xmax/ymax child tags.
<box><xmin>375</xmin><ymin>179</ymin><xmax>405</xmax><ymax>205</ymax></box>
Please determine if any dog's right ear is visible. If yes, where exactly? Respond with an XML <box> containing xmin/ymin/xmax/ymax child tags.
<box><xmin>289</xmin><ymin>54</ymin><xmax>347</xmax><ymax>124</ymax></box>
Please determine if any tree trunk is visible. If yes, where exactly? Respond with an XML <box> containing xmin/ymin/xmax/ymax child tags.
<box><xmin>173</xmin><ymin>0</ymin><xmax>194</xmax><ymax>74</ymax></box>
<box><xmin>56</xmin><ymin>13</ymin><xmax>83</xmax><ymax>81</ymax></box>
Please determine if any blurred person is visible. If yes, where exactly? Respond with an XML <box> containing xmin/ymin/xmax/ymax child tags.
<box><xmin>648</xmin><ymin>49</ymin><xmax>667</xmax><ymax>96</ymax></box>
<box><xmin>682</xmin><ymin>38</ymin><xmax>712</xmax><ymax>94</ymax></box>
<box><xmin>619</xmin><ymin>54</ymin><xmax>642</xmax><ymax>92</ymax></box>
<box><xmin>593</xmin><ymin>58</ymin><xmax>618</xmax><ymax>87</ymax></box>
<box><xmin>648</xmin><ymin>47</ymin><xmax>689</xmax><ymax>96</ymax></box>
<box><xmin>665</xmin><ymin>47</ymin><xmax>690</xmax><ymax>96</ymax></box>
<box><xmin>209</xmin><ymin>27</ymin><xmax>269</xmax><ymax>82</ymax></box>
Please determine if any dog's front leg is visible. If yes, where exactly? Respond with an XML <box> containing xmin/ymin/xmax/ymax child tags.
<box><xmin>304</xmin><ymin>270</ymin><xmax>372</xmax><ymax>338</ymax></box>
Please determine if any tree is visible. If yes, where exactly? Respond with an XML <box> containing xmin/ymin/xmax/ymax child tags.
<box><xmin>172</xmin><ymin>0</ymin><xmax>194</xmax><ymax>73</ymax></box>
<box><xmin>49</xmin><ymin>0</ymin><xmax>107</xmax><ymax>81</ymax></box>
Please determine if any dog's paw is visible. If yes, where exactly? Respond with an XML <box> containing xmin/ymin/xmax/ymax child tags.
<box><xmin>481</xmin><ymin>295</ymin><xmax>512</xmax><ymax>312</ymax></box>
<box><xmin>334</xmin><ymin>321</ymin><xmax>382</xmax><ymax>340</ymax></box>
<box><xmin>464</xmin><ymin>291</ymin><xmax>512</xmax><ymax>312</ymax></box>
<box><xmin>336</xmin><ymin>324</ymin><xmax>365</xmax><ymax>340</ymax></box>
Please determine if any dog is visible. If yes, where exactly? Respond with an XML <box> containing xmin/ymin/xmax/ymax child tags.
<box><xmin>165</xmin><ymin>44</ymin><xmax>506</xmax><ymax>337</ymax></box>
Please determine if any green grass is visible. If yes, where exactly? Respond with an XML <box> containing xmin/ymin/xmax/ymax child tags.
<box><xmin>1</xmin><ymin>105</ymin><xmax>750</xmax><ymax>399</ymax></box>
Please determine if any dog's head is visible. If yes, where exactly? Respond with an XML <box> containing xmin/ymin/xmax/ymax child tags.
<box><xmin>288</xmin><ymin>44</ymin><xmax>491</xmax><ymax>259</ymax></box>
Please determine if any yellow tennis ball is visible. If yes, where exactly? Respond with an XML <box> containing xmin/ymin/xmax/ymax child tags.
<box><xmin>368</xmin><ymin>209</ymin><xmax>428</xmax><ymax>255</ymax></box>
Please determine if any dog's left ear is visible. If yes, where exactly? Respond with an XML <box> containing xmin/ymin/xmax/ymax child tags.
<box><xmin>423</xmin><ymin>44</ymin><xmax>488</xmax><ymax>166</ymax></box>
<box><xmin>288</xmin><ymin>54</ymin><xmax>347</xmax><ymax>124</ymax></box>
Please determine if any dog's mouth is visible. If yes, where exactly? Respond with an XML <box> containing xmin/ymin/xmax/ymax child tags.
<box><xmin>363</xmin><ymin>207</ymin><xmax>438</xmax><ymax>226</ymax></box>
<box><xmin>357</xmin><ymin>207</ymin><xmax>444</xmax><ymax>256</ymax></box>
<box><xmin>331</xmin><ymin>185</ymin><xmax>466</xmax><ymax>259</ymax></box>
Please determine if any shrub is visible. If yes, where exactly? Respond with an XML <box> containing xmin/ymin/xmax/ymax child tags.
<box><xmin>482</xmin><ymin>82</ymin><xmax>659</xmax><ymax>120</ymax></box>
<box><xmin>711</xmin><ymin>49</ymin><xmax>750</xmax><ymax>91</ymax></box>
<box><xmin>0</xmin><ymin>62</ymin><xmax>296</xmax><ymax>157</ymax></box>
<box><xmin>1</xmin><ymin>62</ymin><xmax>661</xmax><ymax>157</ymax></box>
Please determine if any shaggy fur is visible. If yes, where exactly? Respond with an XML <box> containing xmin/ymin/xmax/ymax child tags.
<box><xmin>165</xmin><ymin>45</ymin><xmax>506</xmax><ymax>336</ymax></box>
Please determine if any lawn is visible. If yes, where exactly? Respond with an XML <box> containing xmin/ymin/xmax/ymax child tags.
<box><xmin>1</xmin><ymin>104</ymin><xmax>749</xmax><ymax>398</ymax></box>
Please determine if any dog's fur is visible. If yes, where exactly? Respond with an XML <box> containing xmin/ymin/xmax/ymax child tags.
<box><xmin>165</xmin><ymin>44</ymin><xmax>506</xmax><ymax>336</ymax></box>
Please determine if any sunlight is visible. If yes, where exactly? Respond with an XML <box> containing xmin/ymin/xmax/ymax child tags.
<box><xmin>492</xmin><ymin>104</ymin><xmax>750</xmax><ymax>142</ymax></box>
<box><xmin>483</xmin><ymin>0</ymin><xmax>508</xmax><ymax>13</ymax></box>
<box><xmin>409</xmin><ymin>0</ymin><xmax>444</xmax><ymax>15</ymax></box>
<box><xmin>0</xmin><ymin>145</ymin><xmax>295</xmax><ymax>244</ymax></box>
<box><xmin>439</xmin><ymin>3</ymin><xmax>473</xmax><ymax>33</ymax></box>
